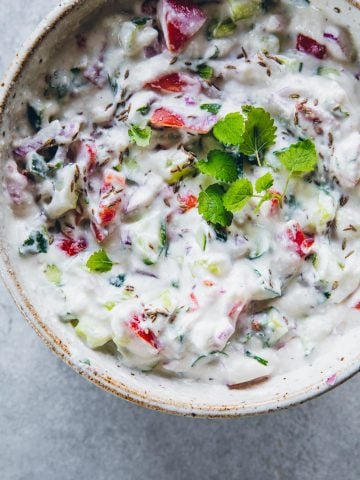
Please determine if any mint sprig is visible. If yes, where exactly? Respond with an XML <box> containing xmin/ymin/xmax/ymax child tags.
<box><xmin>239</xmin><ymin>106</ymin><xmax>277</xmax><ymax>166</ymax></box>
<box><xmin>198</xmin><ymin>184</ymin><xmax>233</xmax><ymax>227</ymax></box>
<box><xmin>198</xmin><ymin>150</ymin><xmax>239</xmax><ymax>183</ymax></box>
<box><xmin>213</xmin><ymin>112</ymin><xmax>245</xmax><ymax>146</ymax></box>
<box><xmin>255</xmin><ymin>172</ymin><xmax>274</xmax><ymax>193</ymax></box>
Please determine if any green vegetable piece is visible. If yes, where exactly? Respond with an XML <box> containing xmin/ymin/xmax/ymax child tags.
<box><xmin>137</xmin><ymin>105</ymin><xmax>151</xmax><ymax>116</ymax></box>
<box><xmin>27</xmin><ymin>153</ymin><xmax>48</xmax><ymax>178</ymax></box>
<box><xmin>213</xmin><ymin>112</ymin><xmax>245</xmax><ymax>146</ymax></box>
<box><xmin>159</xmin><ymin>222</ymin><xmax>169</xmax><ymax>256</ymax></box>
<box><xmin>255</xmin><ymin>172</ymin><xmax>274</xmax><ymax>193</ymax></box>
<box><xmin>207</xmin><ymin>18</ymin><xmax>237</xmax><ymax>39</ymax></box>
<box><xmin>86</xmin><ymin>249</ymin><xmax>114</xmax><ymax>273</ymax></box>
<box><xmin>44</xmin><ymin>264</ymin><xmax>62</xmax><ymax>286</ymax></box>
<box><xmin>47</xmin><ymin>70</ymin><xmax>69</xmax><ymax>99</ymax></box>
<box><xmin>223</xmin><ymin>178</ymin><xmax>253</xmax><ymax>212</ymax></box>
<box><xmin>27</xmin><ymin>103</ymin><xmax>42</xmax><ymax>132</ymax></box>
<box><xmin>228</xmin><ymin>0</ymin><xmax>262</xmax><ymax>21</ymax></box>
<box><xmin>20</xmin><ymin>230</ymin><xmax>48</xmax><ymax>255</ymax></box>
<box><xmin>128</xmin><ymin>124</ymin><xmax>152</xmax><ymax>147</ymax></box>
<box><xmin>198</xmin><ymin>184</ymin><xmax>233</xmax><ymax>227</ymax></box>
<box><xmin>245</xmin><ymin>350</ymin><xmax>269</xmax><ymax>366</ymax></box>
<box><xmin>108</xmin><ymin>74</ymin><xmax>119</xmax><ymax>96</ymax></box>
<box><xmin>109</xmin><ymin>274</ymin><xmax>126</xmax><ymax>288</ymax></box>
<box><xmin>131</xmin><ymin>17</ymin><xmax>149</xmax><ymax>26</ymax></box>
<box><xmin>240</xmin><ymin>106</ymin><xmax>277</xmax><ymax>165</ymax></box>
<box><xmin>275</xmin><ymin>139</ymin><xmax>318</xmax><ymax>174</ymax></box>
<box><xmin>196</xmin><ymin>63</ymin><xmax>214</xmax><ymax>80</ymax></box>
<box><xmin>200</xmin><ymin>103</ymin><xmax>222</xmax><ymax>114</ymax></box>
<box><xmin>198</xmin><ymin>150</ymin><xmax>239</xmax><ymax>183</ymax></box>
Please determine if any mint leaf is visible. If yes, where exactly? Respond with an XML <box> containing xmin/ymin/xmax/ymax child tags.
<box><xmin>87</xmin><ymin>249</ymin><xmax>113</xmax><ymax>273</ymax></box>
<box><xmin>128</xmin><ymin>124</ymin><xmax>152</xmax><ymax>147</ymax></box>
<box><xmin>198</xmin><ymin>150</ymin><xmax>239</xmax><ymax>183</ymax></box>
<box><xmin>240</xmin><ymin>106</ymin><xmax>277</xmax><ymax>164</ymax></box>
<box><xmin>198</xmin><ymin>184</ymin><xmax>233</xmax><ymax>227</ymax></box>
<box><xmin>255</xmin><ymin>172</ymin><xmax>274</xmax><ymax>193</ymax></box>
<box><xmin>223</xmin><ymin>178</ymin><xmax>253</xmax><ymax>212</ymax></box>
<box><xmin>197</xmin><ymin>64</ymin><xmax>214</xmax><ymax>80</ymax></box>
<box><xmin>200</xmin><ymin>103</ymin><xmax>221</xmax><ymax>114</ymax></box>
<box><xmin>137</xmin><ymin>105</ymin><xmax>150</xmax><ymax>116</ymax></box>
<box><xmin>275</xmin><ymin>139</ymin><xmax>318</xmax><ymax>173</ymax></box>
<box><xmin>213</xmin><ymin>112</ymin><xmax>245</xmax><ymax>146</ymax></box>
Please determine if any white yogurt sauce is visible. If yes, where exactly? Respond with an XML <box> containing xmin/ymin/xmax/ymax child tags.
<box><xmin>3</xmin><ymin>0</ymin><xmax>360</xmax><ymax>386</ymax></box>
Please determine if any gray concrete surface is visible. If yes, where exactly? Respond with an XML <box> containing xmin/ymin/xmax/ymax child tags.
<box><xmin>0</xmin><ymin>2</ymin><xmax>359</xmax><ymax>479</ymax></box>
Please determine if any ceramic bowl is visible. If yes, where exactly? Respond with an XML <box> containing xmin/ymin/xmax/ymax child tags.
<box><xmin>0</xmin><ymin>0</ymin><xmax>359</xmax><ymax>417</ymax></box>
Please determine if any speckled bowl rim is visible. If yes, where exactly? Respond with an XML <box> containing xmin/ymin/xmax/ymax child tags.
<box><xmin>0</xmin><ymin>0</ymin><xmax>359</xmax><ymax>418</ymax></box>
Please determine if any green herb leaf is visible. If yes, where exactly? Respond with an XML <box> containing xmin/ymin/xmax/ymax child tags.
<box><xmin>198</xmin><ymin>184</ymin><xmax>233</xmax><ymax>227</ymax></box>
<box><xmin>200</xmin><ymin>103</ymin><xmax>221</xmax><ymax>115</ymax></box>
<box><xmin>86</xmin><ymin>249</ymin><xmax>113</xmax><ymax>273</ymax></box>
<box><xmin>239</xmin><ymin>106</ymin><xmax>277</xmax><ymax>164</ymax></box>
<box><xmin>159</xmin><ymin>222</ymin><xmax>169</xmax><ymax>256</ymax></box>
<box><xmin>198</xmin><ymin>150</ymin><xmax>239</xmax><ymax>183</ymax></box>
<box><xmin>255</xmin><ymin>172</ymin><xmax>274</xmax><ymax>193</ymax></box>
<box><xmin>275</xmin><ymin>139</ymin><xmax>318</xmax><ymax>173</ymax></box>
<box><xmin>223</xmin><ymin>178</ymin><xmax>253</xmax><ymax>212</ymax></box>
<box><xmin>131</xmin><ymin>17</ymin><xmax>149</xmax><ymax>26</ymax></box>
<box><xmin>137</xmin><ymin>105</ymin><xmax>151</xmax><ymax>116</ymax></box>
<box><xmin>128</xmin><ymin>124</ymin><xmax>152</xmax><ymax>147</ymax></box>
<box><xmin>213</xmin><ymin>112</ymin><xmax>245</xmax><ymax>146</ymax></box>
<box><xmin>245</xmin><ymin>350</ymin><xmax>269</xmax><ymax>366</ymax></box>
<box><xmin>196</xmin><ymin>63</ymin><xmax>214</xmax><ymax>80</ymax></box>
<box><xmin>44</xmin><ymin>264</ymin><xmax>62</xmax><ymax>286</ymax></box>
<box><xmin>20</xmin><ymin>230</ymin><xmax>48</xmax><ymax>255</ymax></box>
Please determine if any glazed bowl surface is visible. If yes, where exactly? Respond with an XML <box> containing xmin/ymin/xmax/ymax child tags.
<box><xmin>0</xmin><ymin>0</ymin><xmax>359</xmax><ymax>417</ymax></box>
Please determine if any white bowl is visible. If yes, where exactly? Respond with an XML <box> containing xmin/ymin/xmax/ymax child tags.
<box><xmin>0</xmin><ymin>0</ymin><xmax>359</xmax><ymax>417</ymax></box>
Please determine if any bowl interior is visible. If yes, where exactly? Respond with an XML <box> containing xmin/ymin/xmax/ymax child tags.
<box><xmin>0</xmin><ymin>0</ymin><xmax>360</xmax><ymax>416</ymax></box>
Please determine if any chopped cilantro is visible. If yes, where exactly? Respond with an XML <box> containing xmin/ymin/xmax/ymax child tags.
<box><xmin>196</xmin><ymin>63</ymin><xmax>214</xmax><ymax>80</ymax></box>
<box><xmin>198</xmin><ymin>184</ymin><xmax>233</xmax><ymax>227</ymax></box>
<box><xmin>200</xmin><ymin>103</ymin><xmax>221</xmax><ymax>114</ymax></box>
<box><xmin>198</xmin><ymin>150</ymin><xmax>239</xmax><ymax>183</ymax></box>
<box><xmin>86</xmin><ymin>249</ymin><xmax>114</xmax><ymax>273</ymax></box>
<box><xmin>213</xmin><ymin>112</ymin><xmax>245</xmax><ymax>146</ymax></box>
<box><xmin>128</xmin><ymin>124</ymin><xmax>152</xmax><ymax>147</ymax></box>
<box><xmin>222</xmin><ymin>178</ymin><xmax>253</xmax><ymax>212</ymax></box>
<box><xmin>137</xmin><ymin>105</ymin><xmax>151</xmax><ymax>116</ymax></box>
<box><xmin>245</xmin><ymin>350</ymin><xmax>269</xmax><ymax>366</ymax></box>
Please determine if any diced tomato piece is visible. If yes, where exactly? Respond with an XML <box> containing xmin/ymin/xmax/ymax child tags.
<box><xmin>158</xmin><ymin>0</ymin><xmax>206</xmax><ymax>53</ymax></box>
<box><xmin>146</xmin><ymin>72</ymin><xmax>200</xmax><ymax>93</ymax></box>
<box><xmin>296</xmin><ymin>34</ymin><xmax>327</xmax><ymax>59</ymax></box>
<box><xmin>98</xmin><ymin>170</ymin><xmax>126</xmax><ymax>226</ymax></box>
<box><xmin>354</xmin><ymin>301</ymin><xmax>360</xmax><ymax>310</ymax></box>
<box><xmin>76</xmin><ymin>141</ymin><xmax>97</xmax><ymax>175</ymax></box>
<box><xmin>286</xmin><ymin>223</ymin><xmax>314</xmax><ymax>257</ymax></box>
<box><xmin>129</xmin><ymin>314</ymin><xmax>158</xmax><ymax>349</ymax></box>
<box><xmin>151</xmin><ymin>107</ymin><xmax>185</xmax><ymax>128</ymax></box>
<box><xmin>150</xmin><ymin>107</ymin><xmax>216</xmax><ymax>133</ymax></box>
<box><xmin>57</xmin><ymin>237</ymin><xmax>88</xmax><ymax>256</ymax></box>
<box><xmin>178</xmin><ymin>192</ymin><xmax>198</xmax><ymax>212</ymax></box>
